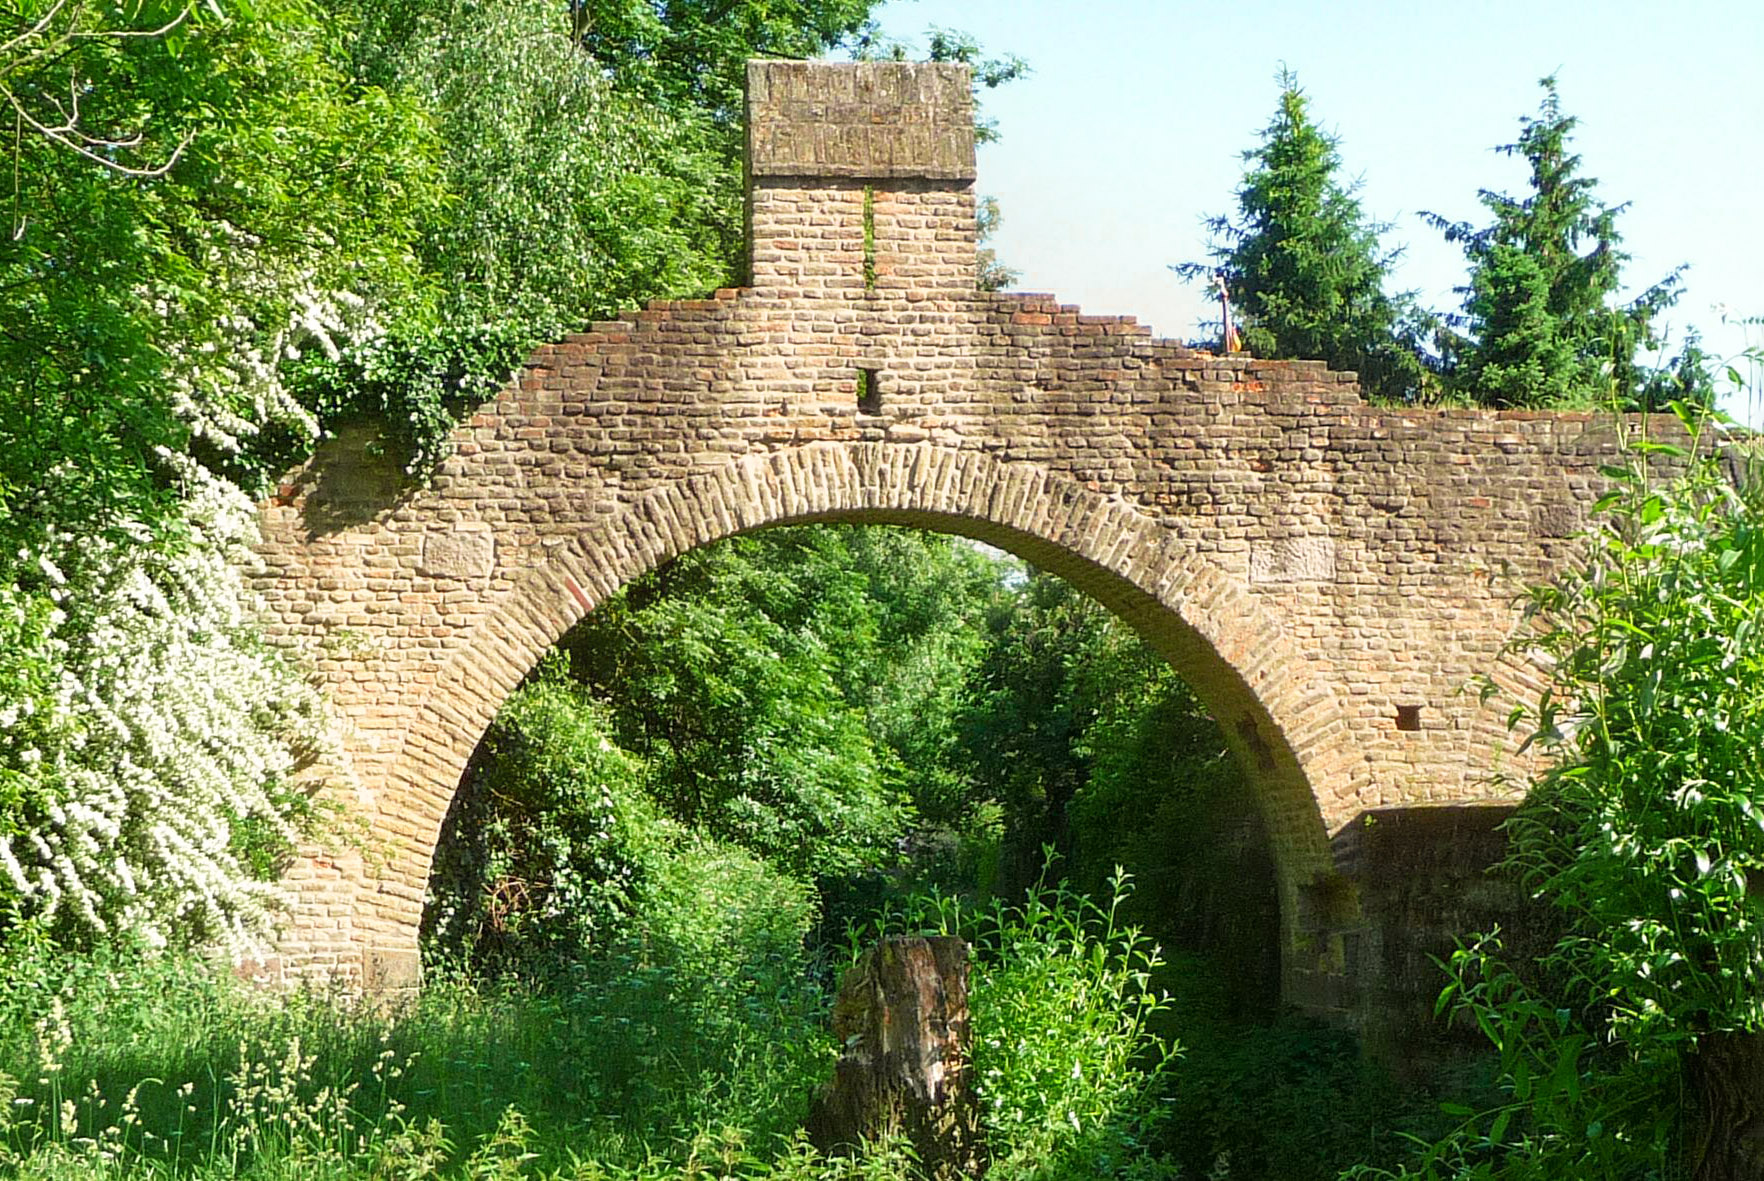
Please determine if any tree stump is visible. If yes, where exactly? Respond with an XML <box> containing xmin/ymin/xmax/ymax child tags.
<box><xmin>1689</xmin><ymin>1030</ymin><xmax>1764</xmax><ymax>1181</ymax></box>
<box><xmin>807</xmin><ymin>935</ymin><xmax>985</xmax><ymax>1177</ymax></box>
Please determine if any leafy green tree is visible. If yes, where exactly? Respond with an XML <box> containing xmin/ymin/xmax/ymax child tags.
<box><xmin>957</xmin><ymin>571</ymin><xmax>1276</xmax><ymax>986</ymax></box>
<box><xmin>0</xmin><ymin>0</ymin><xmax>437</xmax><ymax>952</ymax></box>
<box><xmin>957</xmin><ymin>575</ymin><xmax>1120</xmax><ymax>888</ymax></box>
<box><xmin>826</xmin><ymin>529</ymin><xmax>1008</xmax><ymax>828</ymax></box>
<box><xmin>426</xmin><ymin>525</ymin><xmax>1008</xmax><ymax>975</ymax></box>
<box><xmin>959</xmin><ymin>573</ymin><xmax>1216</xmax><ymax>895</ymax></box>
<box><xmin>556</xmin><ymin>526</ymin><xmax>1005</xmax><ymax>880</ymax></box>
<box><xmin>569</xmin><ymin>0</ymin><xmax>874</xmax><ymax>124</ymax></box>
<box><xmin>307</xmin><ymin>0</ymin><xmax>743</xmax><ymax>478</ymax></box>
<box><xmin>1177</xmin><ymin>69</ymin><xmax>1431</xmax><ymax>403</ymax></box>
<box><xmin>1356</xmin><ymin>403</ymin><xmax>1764</xmax><ymax>1179</ymax></box>
<box><xmin>1432</xmin><ymin>76</ymin><xmax>1701</xmax><ymax>410</ymax></box>
<box><xmin>558</xmin><ymin>0</ymin><xmax>894</xmax><ymax>301</ymax></box>
<box><xmin>333</xmin><ymin>0</ymin><xmax>733</xmax><ymax>331</ymax></box>
<box><xmin>1069</xmin><ymin>675</ymin><xmax>1277</xmax><ymax>1006</ymax></box>
<box><xmin>1</xmin><ymin>0</ymin><xmax>442</xmax><ymax>528</ymax></box>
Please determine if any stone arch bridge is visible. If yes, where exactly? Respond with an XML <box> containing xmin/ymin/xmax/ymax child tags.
<box><xmin>255</xmin><ymin>61</ymin><xmax>1626</xmax><ymax>1036</ymax></box>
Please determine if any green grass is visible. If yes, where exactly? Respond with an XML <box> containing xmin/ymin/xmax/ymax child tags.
<box><xmin>0</xmin><ymin>880</ymin><xmax>1186</xmax><ymax>1178</ymax></box>
<box><xmin>0</xmin><ymin>884</ymin><xmax>1445</xmax><ymax>1179</ymax></box>
<box><xmin>0</xmin><ymin>940</ymin><xmax>843</xmax><ymax>1179</ymax></box>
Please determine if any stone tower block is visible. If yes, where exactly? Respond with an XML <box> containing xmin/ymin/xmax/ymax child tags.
<box><xmin>746</xmin><ymin>60</ymin><xmax>978</xmax><ymax>292</ymax></box>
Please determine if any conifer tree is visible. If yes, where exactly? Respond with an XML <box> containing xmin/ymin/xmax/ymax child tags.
<box><xmin>1433</xmin><ymin>76</ymin><xmax>1700</xmax><ymax>409</ymax></box>
<box><xmin>1177</xmin><ymin>69</ymin><xmax>1430</xmax><ymax>403</ymax></box>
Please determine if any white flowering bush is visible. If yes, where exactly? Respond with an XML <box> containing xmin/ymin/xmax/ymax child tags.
<box><xmin>0</xmin><ymin>3</ymin><xmax>450</xmax><ymax>958</ymax></box>
<box><xmin>156</xmin><ymin>229</ymin><xmax>387</xmax><ymax>466</ymax></box>
<box><xmin>0</xmin><ymin>461</ymin><xmax>321</xmax><ymax>953</ymax></box>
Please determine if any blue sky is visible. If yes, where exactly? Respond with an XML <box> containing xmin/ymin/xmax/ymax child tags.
<box><xmin>862</xmin><ymin>0</ymin><xmax>1762</xmax><ymax>420</ymax></box>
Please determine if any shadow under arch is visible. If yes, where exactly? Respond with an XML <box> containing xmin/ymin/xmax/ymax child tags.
<box><xmin>365</xmin><ymin>441</ymin><xmax>1370</xmax><ymax>1005</ymax></box>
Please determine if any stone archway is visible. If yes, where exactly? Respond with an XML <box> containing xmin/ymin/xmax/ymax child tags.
<box><xmin>346</xmin><ymin>441</ymin><xmax>1358</xmax><ymax>1003</ymax></box>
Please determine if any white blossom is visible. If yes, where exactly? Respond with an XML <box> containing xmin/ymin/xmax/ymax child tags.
<box><xmin>0</xmin><ymin>465</ymin><xmax>323</xmax><ymax>953</ymax></box>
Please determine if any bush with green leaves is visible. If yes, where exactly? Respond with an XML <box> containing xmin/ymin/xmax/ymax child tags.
<box><xmin>866</xmin><ymin>870</ymin><xmax>1182</xmax><ymax>1180</ymax></box>
<box><xmin>424</xmin><ymin>665</ymin><xmax>836</xmax><ymax>1147</ymax></box>
<box><xmin>424</xmin><ymin>670</ymin><xmax>652</xmax><ymax>972</ymax></box>
<box><xmin>291</xmin><ymin>320</ymin><xmax>534</xmax><ymax>482</ymax></box>
<box><xmin>1352</xmin><ymin>401</ymin><xmax>1764</xmax><ymax>1179</ymax></box>
<box><xmin>425</xmin><ymin>666</ymin><xmax>822</xmax><ymax>984</ymax></box>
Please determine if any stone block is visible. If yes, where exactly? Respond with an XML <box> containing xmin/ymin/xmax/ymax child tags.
<box><xmin>1249</xmin><ymin>535</ymin><xmax>1337</xmax><ymax>583</ymax></box>
<box><xmin>418</xmin><ymin>526</ymin><xmax>494</xmax><ymax>580</ymax></box>
<box><xmin>364</xmin><ymin>945</ymin><xmax>421</xmax><ymax>993</ymax></box>
<box><xmin>747</xmin><ymin>61</ymin><xmax>975</xmax><ymax>180</ymax></box>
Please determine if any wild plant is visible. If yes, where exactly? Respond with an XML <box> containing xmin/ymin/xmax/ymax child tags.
<box><xmin>860</xmin><ymin>861</ymin><xmax>1183</xmax><ymax>1179</ymax></box>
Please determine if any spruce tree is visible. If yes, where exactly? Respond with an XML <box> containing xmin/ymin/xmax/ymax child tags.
<box><xmin>1434</xmin><ymin>76</ymin><xmax>1699</xmax><ymax>409</ymax></box>
<box><xmin>1177</xmin><ymin>69</ymin><xmax>1429</xmax><ymax>403</ymax></box>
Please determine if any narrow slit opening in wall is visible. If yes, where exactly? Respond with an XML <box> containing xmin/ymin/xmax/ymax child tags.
<box><xmin>1395</xmin><ymin>704</ymin><xmax>1423</xmax><ymax>732</ymax></box>
<box><xmin>856</xmin><ymin>367</ymin><xmax>883</xmax><ymax>415</ymax></box>
<box><xmin>862</xmin><ymin>184</ymin><xmax>877</xmax><ymax>290</ymax></box>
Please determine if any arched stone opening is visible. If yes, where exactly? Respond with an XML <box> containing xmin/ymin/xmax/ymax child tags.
<box><xmin>303</xmin><ymin>442</ymin><xmax>1366</xmax><ymax>1012</ymax></box>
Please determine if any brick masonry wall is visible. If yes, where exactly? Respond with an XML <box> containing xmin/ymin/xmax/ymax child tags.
<box><xmin>250</xmin><ymin>61</ymin><xmax>1639</xmax><ymax>1015</ymax></box>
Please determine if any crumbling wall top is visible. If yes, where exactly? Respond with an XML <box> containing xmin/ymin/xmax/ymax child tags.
<box><xmin>745</xmin><ymin>60</ymin><xmax>975</xmax><ymax>181</ymax></box>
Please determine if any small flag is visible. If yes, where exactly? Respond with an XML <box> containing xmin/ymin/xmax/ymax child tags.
<box><xmin>1214</xmin><ymin>271</ymin><xmax>1243</xmax><ymax>353</ymax></box>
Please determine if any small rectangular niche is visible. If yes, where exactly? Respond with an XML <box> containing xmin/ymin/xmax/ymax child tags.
<box><xmin>856</xmin><ymin>366</ymin><xmax>883</xmax><ymax>415</ymax></box>
<box><xmin>1395</xmin><ymin>704</ymin><xmax>1424</xmax><ymax>732</ymax></box>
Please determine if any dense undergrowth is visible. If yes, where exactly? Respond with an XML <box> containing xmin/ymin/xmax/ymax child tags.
<box><xmin>0</xmin><ymin>881</ymin><xmax>1174</xmax><ymax>1178</ymax></box>
<box><xmin>0</xmin><ymin>893</ymin><xmax>1443</xmax><ymax>1180</ymax></box>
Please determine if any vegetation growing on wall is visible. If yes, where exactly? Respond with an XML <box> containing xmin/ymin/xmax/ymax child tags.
<box><xmin>1353</xmin><ymin>398</ymin><xmax>1764</xmax><ymax>1179</ymax></box>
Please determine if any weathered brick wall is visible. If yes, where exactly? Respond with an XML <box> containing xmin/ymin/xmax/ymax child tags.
<box><xmin>252</xmin><ymin>61</ymin><xmax>1630</xmax><ymax>1016</ymax></box>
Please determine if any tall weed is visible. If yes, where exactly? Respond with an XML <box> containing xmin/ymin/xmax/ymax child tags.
<box><xmin>862</xmin><ymin>866</ymin><xmax>1182</xmax><ymax>1179</ymax></box>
